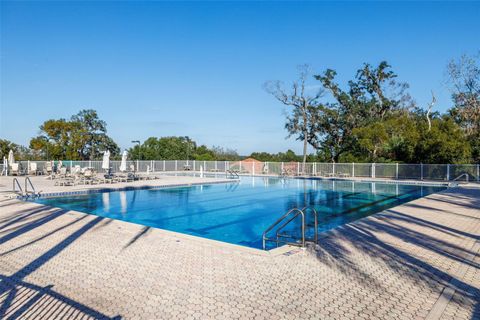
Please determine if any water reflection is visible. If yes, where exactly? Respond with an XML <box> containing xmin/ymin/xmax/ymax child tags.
<box><xmin>102</xmin><ymin>192</ymin><xmax>110</xmax><ymax>212</ymax></box>
<box><xmin>119</xmin><ymin>191</ymin><xmax>127</xmax><ymax>214</ymax></box>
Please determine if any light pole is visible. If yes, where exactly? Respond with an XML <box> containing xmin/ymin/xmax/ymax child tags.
<box><xmin>185</xmin><ymin>136</ymin><xmax>190</xmax><ymax>162</ymax></box>
<box><xmin>42</xmin><ymin>136</ymin><xmax>54</xmax><ymax>160</ymax></box>
<box><xmin>131</xmin><ymin>140</ymin><xmax>141</xmax><ymax>159</ymax></box>
<box><xmin>131</xmin><ymin>140</ymin><xmax>141</xmax><ymax>171</ymax></box>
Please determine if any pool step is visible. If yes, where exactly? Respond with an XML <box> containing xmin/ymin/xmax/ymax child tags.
<box><xmin>262</xmin><ymin>206</ymin><xmax>318</xmax><ymax>250</ymax></box>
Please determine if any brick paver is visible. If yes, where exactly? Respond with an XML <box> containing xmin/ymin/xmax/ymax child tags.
<box><xmin>0</xmin><ymin>184</ymin><xmax>479</xmax><ymax>319</ymax></box>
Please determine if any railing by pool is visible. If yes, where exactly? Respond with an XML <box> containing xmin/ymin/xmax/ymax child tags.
<box><xmin>2</xmin><ymin>160</ymin><xmax>479</xmax><ymax>182</ymax></box>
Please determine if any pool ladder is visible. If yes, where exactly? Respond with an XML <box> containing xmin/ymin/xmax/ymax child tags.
<box><xmin>226</xmin><ymin>170</ymin><xmax>239</xmax><ymax>179</ymax></box>
<box><xmin>12</xmin><ymin>177</ymin><xmax>40</xmax><ymax>198</ymax></box>
<box><xmin>262</xmin><ymin>206</ymin><xmax>318</xmax><ymax>250</ymax></box>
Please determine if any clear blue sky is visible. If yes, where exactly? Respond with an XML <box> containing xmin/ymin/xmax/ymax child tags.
<box><xmin>1</xmin><ymin>1</ymin><xmax>479</xmax><ymax>155</ymax></box>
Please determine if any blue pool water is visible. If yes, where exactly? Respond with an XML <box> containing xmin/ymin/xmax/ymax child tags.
<box><xmin>34</xmin><ymin>177</ymin><xmax>445</xmax><ymax>249</ymax></box>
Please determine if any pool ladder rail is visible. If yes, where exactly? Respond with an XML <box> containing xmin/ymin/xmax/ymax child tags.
<box><xmin>226</xmin><ymin>170</ymin><xmax>240</xmax><ymax>179</ymax></box>
<box><xmin>262</xmin><ymin>206</ymin><xmax>318</xmax><ymax>250</ymax></box>
<box><xmin>12</xmin><ymin>177</ymin><xmax>41</xmax><ymax>199</ymax></box>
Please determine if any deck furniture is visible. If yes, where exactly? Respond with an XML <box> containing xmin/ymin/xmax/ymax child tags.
<box><xmin>28</xmin><ymin>162</ymin><xmax>41</xmax><ymax>175</ymax></box>
<box><xmin>10</xmin><ymin>163</ymin><xmax>22</xmax><ymax>176</ymax></box>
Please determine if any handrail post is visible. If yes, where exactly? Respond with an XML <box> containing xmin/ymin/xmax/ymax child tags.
<box><xmin>300</xmin><ymin>212</ymin><xmax>305</xmax><ymax>248</ymax></box>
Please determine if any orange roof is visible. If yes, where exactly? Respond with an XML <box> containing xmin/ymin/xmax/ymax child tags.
<box><xmin>242</xmin><ymin>157</ymin><xmax>263</xmax><ymax>163</ymax></box>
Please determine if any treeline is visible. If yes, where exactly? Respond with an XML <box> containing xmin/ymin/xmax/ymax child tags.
<box><xmin>0</xmin><ymin>111</ymin><xmax>240</xmax><ymax>161</ymax></box>
<box><xmin>265</xmin><ymin>53</ymin><xmax>479</xmax><ymax>165</ymax></box>
<box><xmin>129</xmin><ymin>136</ymin><xmax>239</xmax><ymax>161</ymax></box>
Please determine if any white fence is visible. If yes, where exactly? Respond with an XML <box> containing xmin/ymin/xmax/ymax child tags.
<box><xmin>2</xmin><ymin>160</ymin><xmax>479</xmax><ymax>182</ymax></box>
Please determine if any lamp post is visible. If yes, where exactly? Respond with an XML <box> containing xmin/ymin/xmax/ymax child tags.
<box><xmin>131</xmin><ymin>140</ymin><xmax>141</xmax><ymax>171</ymax></box>
<box><xmin>42</xmin><ymin>136</ymin><xmax>56</xmax><ymax>161</ymax></box>
<box><xmin>131</xmin><ymin>140</ymin><xmax>141</xmax><ymax>159</ymax></box>
<box><xmin>185</xmin><ymin>136</ymin><xmax>190</xmax><ymax>163</ymax></box>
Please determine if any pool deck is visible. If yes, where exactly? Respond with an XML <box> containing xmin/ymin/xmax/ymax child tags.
<box><xmin>0</xmin><ymin>175</ymin><xmax>236</xmax><ymax>197</ymax></box>
<box><xmin>0</xmin><ymin>176</ymin><xmax>479</xmax><ymax>319</ymax></box>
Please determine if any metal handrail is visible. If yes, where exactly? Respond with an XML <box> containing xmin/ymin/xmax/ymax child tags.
<box><xmin>303</xmin><ymin>206</ymin><xmax>318</xmax><ymax>244</ymax></box>
<box><xmin>274</xmin><ymin>206</ymin><xmax>318</xmax><ymax>246</ymax></box>
<box><xmin>453</xmin><ymin>173</ymin><xmax>469</xmax><ymax>182</ymax></box>
<box><xmin>12</xmin><ymin>178</ymin><xmax>24</xmax><ymax>195</ymax></box>
<box><xmin>226</xmin><ymin>170</ymin><xmax>239</xmax><ymax>179</ymax></box>
<box><xmin>262</xmin><ymin>208</ymin><xmax>305</xmax><ymax>250</ymax></box>
<box><xmin>25</xmin><ymin>177</ymin><xmax>38</xmax><ymax>197</ymax></box>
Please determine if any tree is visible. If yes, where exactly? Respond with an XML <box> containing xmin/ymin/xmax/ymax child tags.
<box><xmin>29</xmin><ymin>109</ymin><xmax>119</xmax><ymax>160</ymax></box>
<box><xmin>415</xmin><ymin>116</ymin><xmax>471</xmax><ymax>164</ymax></box>
<box><xmin>0</xmin><ymin>139</ymin><xmax>19</xmax><ymax>160</ymax></box>
<box><xmin>446</xmin><ymin>53</ymin><xmax>480</xmax><ymax>162</ymax></box>
<box><xmin>352</xmin><ymin>122</ymin><xmax>389</xmax><ymax>161</ymax></box>
<box><xmin>129</xmin><ymin>136</ymin><xmax>237</xmax><ymax>161</ymax></box>
<box><xmin>264</xmin><ymin>65</ymin><xmax>322</xmax><ymax>173</ymax></box>
<box><xmin>310</xmin><ymin>61</ymin><xmax>414</xmax><ymax>162</ymax></box>
<box><xmin>210</xmin><ymin>146</ymin><xmax>240</xmax><ymax>161</ymax></box>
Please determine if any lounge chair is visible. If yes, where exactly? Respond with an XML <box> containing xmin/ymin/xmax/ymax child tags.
<box><xmin>55</xmin><ymin>177</ymin><xmax>75</xmax><ymax>186</ymax></box>
<box><xmin>82</xmin><ymin>168</ymin><xmax>98</xmax><ymax>184</ymax></box>
<box><xmin>10</xmin><ymin>163</ymin><xmax>21</xmax><ymax>176</ymax></box>
<box><xmin>113</xmin><ymin>171</ymin><xmax>135</xmax><ymax>182</ymax></box>
<box><xmin>44</xmin><ymin>162</ymin><xmax>53</xmax><ymax>176</ymax></box>
<box><xmin>28</xmin><ymin>162</ymin><xmax>39</xmax><ymax>175</ymax></box>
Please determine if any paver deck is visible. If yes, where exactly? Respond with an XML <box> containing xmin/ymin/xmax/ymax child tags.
<box><xmin>0</xmin><ymin>179</ymin><xmax>479</xmax><ymax>319</ymax></box>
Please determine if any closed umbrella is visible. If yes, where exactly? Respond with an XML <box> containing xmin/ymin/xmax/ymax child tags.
<box><xmin>2</xmin><ymin>157</ymin><xmax>6</xmax><ymax>176</ymax></box>
<box><xmin>102</xmin><ymin>150</ymin><xmax>110</xmax><ymax>172</ymax></box>
<box><xmin>119</xmin><ymin>150</ymin><xmax>128</xmax><ymax>172</ymax></box>
<box><xmin>8</xmin><ymin>150</ymin><xmax>14</xmax><ymax>165</ymax></box>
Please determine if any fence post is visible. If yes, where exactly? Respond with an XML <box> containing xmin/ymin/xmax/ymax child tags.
<box><xmin>333</xmin><ymin>162</ymin><xmax>336</xmax><ymax>176</ymax></box>
<box><xmin>281</xmin><ymin>162</ymin><xmax>284</xmax><ymax>173</ymax></box>
<box><xmin>371</xmin><ymin>163</ymin><xmax>375</xmax><ymax>178</ymax></box>
<box><xmin>252</xmin><ymin>162</ymin><xmax>255</xmax><ymax>176</ymax></box>
<box><xmin>89</xmin><ymin>160</ymin><xmax>92</xmax><ymax>168</ymax></box>
<box><xmin>297</xmin><ymin>162</ymin><xmax>300</xmax><ymax>176</ymax></box>
<box><xmin>215</xmin><ymin>161</ymin><xmax>218</xmax><ymax>172</ymax></box>
<box><xmin>420</xmin><ymin>163</ymin><xmax>424</xmax><ymax>180</ymax></box>
<box><xmin>313</xmin><ymin>163</ymin><xmax>316</xmax><ymax>176</ymax></box>
<box><xmin>175</xmin><ymin>160</ymin><xmax>178</xmax><ymax>171</ymax></box>
<box><xmin>163</xmin><ymin>160</ymin><xmax>165</xmax><ymax>171</ymax></box>
<box><xmin>137</xmin><ymin>160</ymin><xmax>140</xmax><ymax>172</ymax></box>
<box><xmin>395</xmin><ymin>163</ymin><xmax>399</xmax><ymax>180</ymax></box>
<box><xmin>447</xmin><ymin>164</ymin><xmax>450</xmax><ymax>181</ymax></box>
<box><xmin>352</xmin><ymin>163</ymin><xmax>355</xmax><ymax>178</ymax></box>
<box><xmin>225</xmin><ymin>161</ymin><xmax>228</xmax><ymax>172</ymax></box>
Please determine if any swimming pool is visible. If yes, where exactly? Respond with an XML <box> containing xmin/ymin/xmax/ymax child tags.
<box><xmin>34</xmin><ymin>177</ymin><xmax>446</xmax><ymax>249</ymax></box>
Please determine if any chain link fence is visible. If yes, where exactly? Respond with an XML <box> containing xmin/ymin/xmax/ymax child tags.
<box><xmin>2</xmin><ymin>160</ymin><xmax>479</xmax><ymax>182</ymax></box>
